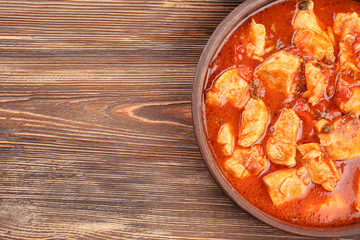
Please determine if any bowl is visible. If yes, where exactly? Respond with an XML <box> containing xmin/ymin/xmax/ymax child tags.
<box><xmin>192</xmin><ymin>0</ymin><xmax>360</xmax><ymax>237</ymax></box>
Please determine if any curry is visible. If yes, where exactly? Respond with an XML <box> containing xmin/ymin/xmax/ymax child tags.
<box><xmin>204</xmin><ymin>0</ymin><xmax>360</xmax><ymax>227</ymax></box>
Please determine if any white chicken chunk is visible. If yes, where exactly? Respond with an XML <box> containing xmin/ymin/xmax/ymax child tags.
<box><xmin>335</xmin><ymin>75</ymin><xmax>360</xmax><ymax>115</ymax></box>
<box><xmin>255</xmin><ymin>51</ymin><xmax>302</xmax><ymax>96</ymax></box>
<box><xmin>318</xmin><ymin>116</ymin><xmax>360</xmax><ymax>160</ymax></box>
<box><xmin>339</xmin><ymin>87</ymin><xmax>360</xmax><ymax>115</ymax></box>
<box><xmin>217</xmin><ymin>123</ymin><xmax>234</xmax><ymax>156</ymax></box>
<box><xmin>205</xmin><ymin>68</ymin><xmax>250</xmax><ymax>109</ymax></box>
<box><xmin>263</xmin><ymin>167</ymin><xmax>310</xmax><ymax>206</ymax></box>
<box><xmin>293</xmin><ymin>0</ymin><xmax>324</xmax><ymax>34</ymax></box>
<box><xmin>266</xmin><ymin>108</ymin><xmax>301</xmax><ymax>166</ymax></box>
<box><xmin>334</xmin><ymin>13</ymin><xmax>360</xmax><ymax>72</ymax></box>
<box><xmin>302</xmin><ymin>62</ymin><xmax>327</xmax><ymax>105</ymax></box>
<box><xmin>238</xmin><ymin>98</ymin><xmax>269</xmax><ymax>147</ymax></box>
<box><xmin>334</xmin><ymin>12</ymin><xmax>360</xmax><ymax>39</ymax></box>
<box><xmin>246</xmin><ymin>19</ymin><xmax>266</xmax><ymax>61</ymax></box>
<box><xmin>356</xmin><ymin>175</ymin><xmax>360</xmax><ymax>211</ymax></box>
<box><xmin>293</xmin><ymin>29</ymin><xmax>334</xmax><ymax>63</ymax></box>
<box><xmin>297</xmin><ymin>143</ymin><xmax>340</xmax><ymax>191</ymax></box>
<box><xmin>338</xmin><ymin>42</ymin><xmax>360</xmax><ymax>72</ymax></box>
<box><xmin>224</xmin><ymin>145</ymin><xmax>267</xmax><ymax>179</ymax></box>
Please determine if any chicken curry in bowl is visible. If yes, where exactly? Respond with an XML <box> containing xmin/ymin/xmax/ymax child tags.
<box><xmin>203</xmin><ymin>0</ymin><xmax>360</xmax><ymax>227</ymax></box>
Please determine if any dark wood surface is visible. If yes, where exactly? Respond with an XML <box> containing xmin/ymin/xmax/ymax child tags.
<box><xmin>0</xmin><ymin>1</ymin><xmax>356</xmax><ymax>239</ymax></box>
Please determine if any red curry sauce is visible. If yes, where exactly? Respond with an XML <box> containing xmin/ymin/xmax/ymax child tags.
<box><xmin>204</xmin><ymin>0</ymin><xmax>360</xmax><ymax>227</ymax></box>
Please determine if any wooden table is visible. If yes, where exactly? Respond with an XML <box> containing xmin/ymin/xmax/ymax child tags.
<box><xmin>0</xmin><ymin>1</ymin><xmax>355</xmax><ymax>239</ymax></box>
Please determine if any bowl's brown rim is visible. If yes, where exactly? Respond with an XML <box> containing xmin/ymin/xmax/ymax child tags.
<box><xmin>192</xmin><ymin>0</ymin><xmax>360</xmax><ymax>237</ymax></box>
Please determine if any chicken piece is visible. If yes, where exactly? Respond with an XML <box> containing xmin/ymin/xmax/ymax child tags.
<box><xmin>306</xmin><ymin>193</ymin><xmax>347</xmax><ymax>221</ymax></box>
<box><xmin>205</xmin><ymin>68</ymin><xmax>250</xmax><ymax>109</ymax></box>
<box><xmin>263</xmin><ymin>167</ymin><xmax>310</xmax><ymax>206</ymax></box>
<box><xmin>266</xmin><ymin>108</ymin><xmax>301</xmax><ymax>166</ymax></box>
<box><xmin>356</xmin><ymin>175</ymin><xmax>360</xmax><ymax>211</ymax></box>
<box><xmin>238</xmin><ymin>98</ymin><xmax>269</xmax><ymax>147</ymax></box>
<box><xmin>338</xmin><ymin>41</ymin><xmax>360</xmax><ymax>72</ymax></box>
<box><xmin>293</xmin><ymin>1</ymin><xmax>324</xmax><ymax>34</ymax></box>
<box><xmin>224</xmin><ymin>145</ymin><xmax>267</xmax><ymax>179</ymax></box>
<box><xmin>302</xmin><ymin>62</ymin><xmax>327</xmax><ymax>105</ymax></box>
<box><xmin>335</xmin><ymin>75</ymin><xmax>360</xmax><ymax>115</ymax></box>
<box><xmin>334</xmin><ymin>12</ymin><xmax>360</xmax><ymax>39</ymax></box>
<box><xmin>217</xmin><ymin>123</ymin><xmax>234</xmax><ymax>156</ymax></box>
<box><xmin>314</xmin><ymin>119</ymin><xmax>330</xmax><ymax>133</ymax></box>
<box><xmin>293</xmin><ymin>29</ymin><xmax>334</xmax><ymax>63</ymax></box>
<box><xmin>246</xmin><ymin>19</ymin><xmax>266</xmax><ymax>61</ymax></box>
<box><xmin>339</xmin><ymin>87</ymin><xmax>360</xmax><ymax>115</ymax></box>
<box><xmin>298</xmin><ymin>143</ymin><xmax>340</xmax><ymax>191</ymax></box>
<box><xmin>255</xmin><ymin>51</ymin><xmax>302</xmax><ymax>96</ymax></box>
<box><xmin>334</xmin><ymin>13</ymin><xmax>360</xmax><ymax>72</ymax></box>
<box><xmin>293</xmin><ymin>0</ymin><xmax>334</xmax><ymax>57</ymax></box>
<box><xmin>318</xmin><ymin>116</ymin><xmax>360</xmax><ymax>160</ymax></box>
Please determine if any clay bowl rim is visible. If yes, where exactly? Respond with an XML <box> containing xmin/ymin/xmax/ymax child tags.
<box><xmin>192</xmin><ymin>0</ymin><xmax>360</xmax><ymax>237</ymax></box>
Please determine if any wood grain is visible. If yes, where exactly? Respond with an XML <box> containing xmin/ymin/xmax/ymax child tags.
<box><xmin>0</xmin><ymin>0</ymin><xmax>355</xmax><ymax>239</ymax></box>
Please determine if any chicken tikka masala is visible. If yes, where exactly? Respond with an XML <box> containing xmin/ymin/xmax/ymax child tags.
<box><xmin>204</xmin><ymin>0</ymin><xmax>360</xmax><ymax>227</ymax></box>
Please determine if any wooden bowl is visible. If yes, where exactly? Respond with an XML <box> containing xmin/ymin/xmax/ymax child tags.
<box><xmin>192</xmin><ymin>0</ymin><xmax>360</xmax><ymax>237</ymax></box>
